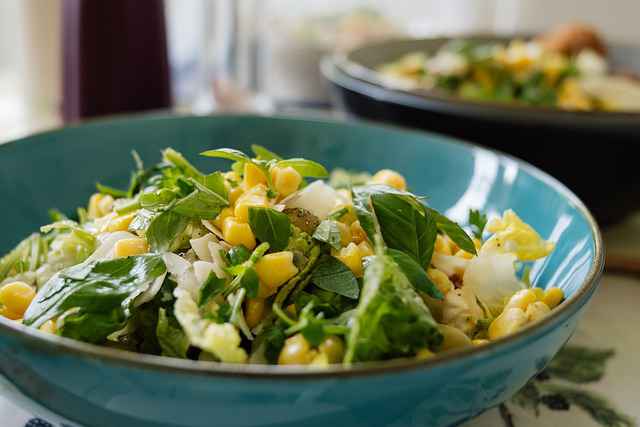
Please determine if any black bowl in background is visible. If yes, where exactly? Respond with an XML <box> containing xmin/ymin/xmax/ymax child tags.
<box><xmin>322</xmin><ymin>37</ymin><xmax>640</xmax><ymax>225</ymax></box>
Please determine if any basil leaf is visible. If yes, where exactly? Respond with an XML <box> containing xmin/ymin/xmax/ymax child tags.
<box><xmin>248</xmin><ymin>207</ymin><xmax>292</xmax><ymax>251</ymax></box>
<box><xmin>172</xmin><ymin>179</ymin><xmax>228</xmax><ymax>219</ymax></box>
<box><xmin>146</xmin><ymin>210</ymin><xmax>189</xmax><ymax>252</ymax></box>
<box><xmin>240</xmin><ymin>267</ymin><xmax>260</xmax><ymax>298</ymax></box>
<box><xmin>251</xmin><ymin>144</ymin><xmax>282</xmax><ymax>161</ymax></box>
<box><xmin>311</xmin><ymin>256</ymin><xmax>359</xmax><ymax>299</ymax></box>
<box><xmin>386</xmin><ymin>249</ymin><xmax>443</xmax><ymax>300</ymax></box>
<box><xmin>276</xmin><ymin>159</ymin><xmax>329</xmax><ymax>178</ymax></box>
<box><xmin>198</xmin><ymin>271</ymin><xmax>226</xmax><ymax>307</ymax></box>
<box><xmin>24</xmin><ymin>255</ymin><xmax>166</xmax><ymax>343</ymax></box>
<box><xmin>427</xmin><ymin>207</ymin><xmax>477</xmax><ymax>255</ymax></box>
<box><xmin>157</xmin><ymin>307</ymin><xmax>190</xmax><ymax>358</ymax></box>
<box><xmin>96</xmin><ymin>182</ymin><xmax>127</xmax><ymax>198</ymax></box>
<box><xmin>312</xmin><ymin>220</ymin><xmax>342</xmax><ymax>250</ymax></box>
<box><xmin>200</xmin><ymin>148</ymin><xmax>250</xmax><ymax>163</ymax></box>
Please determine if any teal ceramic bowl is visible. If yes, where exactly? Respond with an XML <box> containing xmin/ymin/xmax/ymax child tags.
<box><xmin>0</xmin><ymin>115</ymin><xmax>603</xmax><ymax>427</ymax></box>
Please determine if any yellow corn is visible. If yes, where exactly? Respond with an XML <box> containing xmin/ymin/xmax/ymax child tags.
<box><xmin>278</xmin><ymin>333</ymin><xmax>317</xmax><ymax>365</ymax></box>
<box><xmin>255</xmin><ymin>251</ymin><xmax>299</xmax><ymax>290</ymax></box>
<box><xmin>337</xmin><ymin>222</ymin><xmax>352</xmax><ymax>247</ymax></box>
<box><xmin>505</xmin><ymin>289</ymin><xmax>538</xmax><ymax>311</ymax></box>
<box><xmin>271</xmin><ymin>166</ymin><xmax>302</xmax><ymax>197</ymax></box>
<box><xmin>526</xmin><ymin>301</ymin><xmax>551</xmax><ymax>323</ymax></box>
<box><xmin>357</xmin><ymin>241</ymin><xmax>374</xmax><ymax>257</ymax></box>
<box><xmin>371</xmin><ymin>169</ymin><xmax>407</xmax><ymax>191</ymax></box>
<box><xmin>455</xmin><ymin>249</ymin><xmax>474</xmax><ymax>260</ymax></box>
<box><xmin>228</xmin><ymin>186</ymin><xmax>244</xmax><ymax>206</ymax></box>
<box><xmin>0</xmin><ymin>281</ymin><xmax>36</xmax><ymax>320</ymax></box>
<box><xmin>427</xmin><ymin>268</ymin><xmax>453</xmax><ymax>295</ymax></box>
<box><xmin>350</xmin><ymin>220</ymin><xmax>367</xmax><ymax>244</ymax></box>
<box><xmin>88</xmin><ymin>193</ymin><xmax>114</xmax><ymax>219</ymax></box>
<box><xmin>104</xmin><ymin>211</ymin><xmax>137</xmax><ymax>232</ymax></box>
<box><xmin>285</xmin><ymin>303</ymin><xmax>297</xmax><ymax>317</ymax></box>
<box><xmin>39</xmin><ymin>319</ymin><xmax>57</xmax><ymax>334</ymax></box>
<box><xmin>334</xmin><ymin>243</ymin><xmax>363</xmax><ymax>277</ymax></box>
<box><xmin>222</xmin><ymin>217</ymin><xmax>256</xmax><ymax>250</ymax></box>
<box><xmin>488</xmin><ymin>308</ymin><xmax>528</xmax><ymax>340</ymax></box>
<box><xmin>532</xmin><ymin>287</ymin><xmax>545</xmax><ymax>301</ymax></box>
<box><xmin>472</xmin><ymin>339</ymin><xmax>490</xmax><ymax>346</ymax></box>
<box><xmin>213</xmin><ymin>207</ymin><xmax>234</xmax><ymax>229</ymax></box>
<box><xmin>416</xmin><ymin>348</ymin><xmax>435</xmax><ymax>359</ymax></box>
<box><xmin>244</xmin><ymin>298</ymin><xmax>266</xmax><ymax>329</ymax></box>
<box><xmin>243</xmin><ymin>162</ymin><xmax>267</xmax><ymax>189</ymax></box>
<box><xmin>434</xmin><ymin>234</ymin><xmax>453</xmax><ymax>256</ymax></box>
<box><xmin>114</xmin><ymin>237</ymin><xmax>149</xmax><ymax>257</ymax></box>
<box><xmin>234</xmin><ymin>184</ymin><xmax>269</xmax><ymax>223</ymax></box>
<box><xmin>543</xmin><ymin>287</ymin><xmax>564</xmax><ymax>309</ymax></box>
<box><xmin>318</xmin><ymin>336</ymin><xmax>345</xmax><ymax>364</ymax></box>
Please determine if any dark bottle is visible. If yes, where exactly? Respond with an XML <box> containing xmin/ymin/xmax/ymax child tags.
<box><xmin>62</xmin><ymin>0</ymin><xmax>171</xmax><ymax>121</ymax></box>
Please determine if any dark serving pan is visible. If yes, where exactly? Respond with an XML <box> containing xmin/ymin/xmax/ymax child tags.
<box><xmin>322</xmin><ymin>36</ymin><xmax>640</xmax><ymax>225</ymax></box>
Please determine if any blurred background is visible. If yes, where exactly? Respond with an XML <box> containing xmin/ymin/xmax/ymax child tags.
<box><xmin>2</xmin><ymin>0</ymin><xmax>640</xmax><ymax>137</ymax></box>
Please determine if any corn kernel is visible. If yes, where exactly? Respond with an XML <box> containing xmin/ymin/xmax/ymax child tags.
<box><xmin>39</xmin><ymin>319</ymin><xmax>57</xmax><ymax>334</ymax></box>
<box><xmin>104</xmin><ymin>211</ymin><xmax>137</xmax><ymax>232</ymax></box>
<box><xmin>286</xmin><ymin>303</ymin><xmax>297</xmax><ymax>317</ymax></box>
<box><xmin>543</xmin><ymin>287</ymin><xmax>564</xmax><ymax>309</ymax></box>
<box><xmin>334</xmin><ymin>243</ymin><xmax>363</xmax><ymax>277</ymax></box>
<box><xmin>222</xmin><ymin>217</ymin><xmax>256</xmax><ymax>250</ymax></box>
<box><xmin>234</xmin><ymin>184</ymin><xmax>269</xmax><ymax>223</ymax></box>
<box><xmin>337</xmin><ymin>222</ymin><xmax>352</xmax><ymax>247</ymax></box>
<box><xmin>439</xmin><ymin>324</ymin><xmax>472</xmax><ymax>350</ymax></box>
<box><xmin>271</xmin><ymin>166</ymin><xmax>302</xmax><ymax>197</ymax></box>
<box><xmin>88</xmin><ymin>193</ymin><xmax>114</xmax><ymax>219</ymax></box>
<box><xmin>244</xmin><ymin>298</ymin><xmax>266</xmax><ymax>329</ymax></box>
<box><xmin>350</xmin><ymin>220</ymin><xmax>367</xmax><ymax>244</ymax></box>
<box><xmin>435</xmin><ymin>234</ymin><xmax>452</xmax><ymax>256</ymax></box>
<box><xmin>526</xmin><ymin>301</ymin><xmax>551</xmax><ymax>323</ymax></box>
<box><xmin>213</xmin><ymin>207</ymin><xmax>234</xmax><ymax>229</ymax></box>
<box><xmin>416</xmin><ymin>348</ymin><xmax>435</xmax><ymax>359</ymax></box>
<box><xmin>371</xmin><ymin>169</ymin><xmax>407</xmax><ymax>191</ymax></box>
<box><xmin>455</xmin><ymin>249</ymin><xmax>474</xmax><ymax>260</ymax></box>
<box><xmin>505</xmin><ymin>289</ymin><xmax>538</xmax><ymax>311</ymax></box>
<box><xmin>488</xmin><ymin>308</ymin><xmax>528</xmax><ymax>340</ymax></box>
<box><xmin>472</xmin><ymin>339</ymin><xmax>490</xmax><ymax>346</ymax></box>
<box><xmin>473</xmin><ymin>238</ymin><xmax>482</xmax><ymax>251</ymax></box>
<box><xmin>0</xmin><ymin>281</ymin><xmax>35</xmax><ymax>320</ymax></box>
<box><xmin>318</xmin><ymin>336</ymin><xmax>345</xmax><ymax>364</ymax></box>
<box><xmin>228</xmin><ymin>186</ymin><xmax>244</xmax><ymax>206</ymax></box>
<box><xmin>427</xmin><ymin>268</ymin><xmax>453</xmax><ymax>295</ymax></box>
<box><xmin>310</xmin><ymin>352</ymin><xmax>330</xmax><ymax>366</ymax></box>
<box><xmin>278</xmin><ymin>334</ymin><xmax>317</xmax><ymax>365</ymax></box>
<box><xmin>532</xmin><ymin>287</ymin><xmax>545</xmax><ymax>301</ymax></box>
<box><xmin>255</xmin><ymin>251</ymin><xmax>299</xmax><ymax>290</ymax></box>
<box><xmin>243</xmin><ymin>162</ymin><xmax>267</xmax><ymax>189</ymax></box>
<box><xmin>114</xmin><ymin>237</ymin><xmax>149</xmax><ymax>257</ymax></box>
<box><xmin>331</xmin><ymin>203</ymin><xmax>358</xmax><ymax>225</ymax></box>
<box><xmin>357</xmin><ymin>241</ymin><xmax>374</xmax><ymax>257</ymax></box>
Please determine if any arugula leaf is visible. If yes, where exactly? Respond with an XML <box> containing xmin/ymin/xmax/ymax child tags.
<box><xmin>294</xmin><ymin>288</ymin><xmax>357</xmax><ymax>319</ymax></box>
<box><xmin>240</xmin><ymin>267</ymin><xmax>260</xmax><ymax>298</ymax></box>
<box><xmin>427</xmin><ymin>207</ymin><xmax>477</xmax><ymax>255</ymax></box>
<box><xmin>139</xmin><ymin>188</ymin><xmax>178</xmax><ymax>210</ymax></box>
<box><xmin>156</xmin><ymin>307</ymin><xmax>190</xmax><ymax>358</ymax></box>
<box><xmin>146</xmin><ymin>210</ymin><xmax>189</xmax><ymax>253</ymax></box>
<box><xmin>227</xmin><ymin>245</ymin><xmax>251</xmax><ymax>266</ymax></box>
<box><xmin>251</xmin><ymin>144</ymin><xmax>282</xmax><ymax>161</ymax></box>
<box><xmin>201</xmin><ymin>172</ymin><xmax>228</xmax><ymax>199</ymax></box>
<box><xmin>200</xmin><ymin>148</ymin><xmax>250</xmax><ymax>163</ymax></box>
<box><xmin>222</xmin><ymin>243</ymin><xmax>270</xmax><ymax>297</ymax></box>
<box><xmin>24</xmin><ymin>254</ymin><xmax>166</xmax><ymax>344</ymax></box>
<box><xmin>198</xmin><ymin>271</ymin><xmax>227</xmax><ymax>307</ymax></box>
<box><xmin>386</xmin><ymin>249</ymin><xmax>443</xmax><ymax>300</ymax></box>
<box><xmin>96</xmin><ymin>182</ymin><xmax>128</xmax><ymax>198</ymax></box>
<box><xmin>275</xmin><ymin>159</ymin><xmax>329</xmax><ymax>178</ymax></box>
<box><xmin>172</xmin><ymin>179</ymin><xmax>228</xmax><ymax>219</ymax></box>
<box><xmin>311</xmin><ymin>256</ymin><xmax>359</xmax><ymax>299</ymax></box>
<box><xmin>345</xmin><ymin>253</ymin><xmax>442</xmax><ymax>363</ymax></box>
<box><xmin>248</xmin><ymin>207</ymin><xmax>292</xmax><ymax>252</ymax></box>
<box><xmin>261</xmin><ymin>322</ymin><xmax>287</xmax><ymax>364</ymax></box>
<box><xmin>468</xmin><ymin>209</ymin><xmax>488</xmax><ymax>239</ymax></box>
<box><xmin>312</xmin><ymin>220</ymin><xmax>342</xmax><ymax>250</ymax></box>
<box><xmin>162</xmin><ymin>148</ymin><xmax>204</xmax><ymax>179</ymax></box>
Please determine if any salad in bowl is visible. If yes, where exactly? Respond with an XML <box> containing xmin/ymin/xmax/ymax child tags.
<box><xmin>0</xmin><ymin>145</ymin><xmax>562</xmax><ymax>366</ymax></box>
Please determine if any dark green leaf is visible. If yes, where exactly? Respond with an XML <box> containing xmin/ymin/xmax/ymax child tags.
<box><xmin>240</xmin><ymin>267</ymin><xmax>260</xmax><ymax>298</ymax></box>
<box><xmin>248</xmin><ymin>207</ymin><xmax>292</xmax><ymax>251</ymax></box>
<box><xmin>276</xmin><ymin>158</ymin><xmax>328</xmax><ymax>178</ymax></box>
<box><xmin>201</xmin><ymin>172</ymin><xmax>227</xmax><ymax>199</ymax></box>
<box><xmin>139</xmin><ymin>188</ymin><xmax>177</xmax><ymax>210</ymax></box>
<box><xmin>200</xmin><ymin>148</ymin><xmax>250</xmax><ymax>163</ymax></box>
<box><xmin>427</xmin><ymin>207</ymin><xmax>477</xmax><ymax>255</ymax></box>
<box><xmin>468</xmin><ymin>209</ymin><xmax>488</xmax><ymax>239</ymax></box>
<box><xmin>172</xmin><ymin>179</ymin><xmax>228</xmax><ymax>219</ymax></box>
<box><xmin>386</xmin><ymin>248</ymin><xmax>443</xmax><ymax>300</ymax></box>
<box><xmin>156</xmin><ymin>307</ymin><xmax>190</xmax><ymax>358</ymax></box>
<box><xmin>262</xmin><ymin>322</ymin><xmax>287</xmax><ymax>363</ymax></box>
<box><xmin>96</xmin><ymin>182</ymin><xmax>128</xmax><ymax>198</ymax></box>
<box><xmin>251</xmin><ymin>144</ymin><xmax>282</xmax><ymax>161</ymax></box>
<box><xmin>198</xmin><ymin>271</ymin><xmax>227</xmax><ymax>307</ymax></box>
<box><xmin>228</xmin><ymin>246</ymin><xmax>251</xmax><ymax>266</ymax></box>
<box><xmin>24</xmin><ymin>255</ymin><xmax>166</xmax><ymax>344</ymax></box>
<box><xmin>146</xmin><ymin>210</ymin><xmax>189</xmax><ymax>252</ymax></box>
<box><xmin>312</xmin><ymin>220</ymin><xmax>342</xmax><ymax>250</ymax></box>
<box><xmin>301</xmin><ymin>320</ymin><xmax>326</xmax><ymax>346</ymax></box>
<box><xmin>311</xmin><ymin>256</ymin><xmax>359</xmax><ymax>299</ymax></box>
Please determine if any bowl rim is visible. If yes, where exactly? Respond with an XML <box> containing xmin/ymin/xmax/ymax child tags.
<box><xmin>0</xmin><ymin>113</ymin><xmax>604</xmax><ymax>380</ymax></box>
<box><xmin>328</xmin><ymin>35</ymin><xmax>640</xmax><ymax>126</ymax></box>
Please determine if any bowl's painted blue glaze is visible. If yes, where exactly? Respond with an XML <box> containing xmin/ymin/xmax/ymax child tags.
<box><xmin>0</xmin><ymin>115</ymin><xmax>602</xmax><ymax>427</ymax></box>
